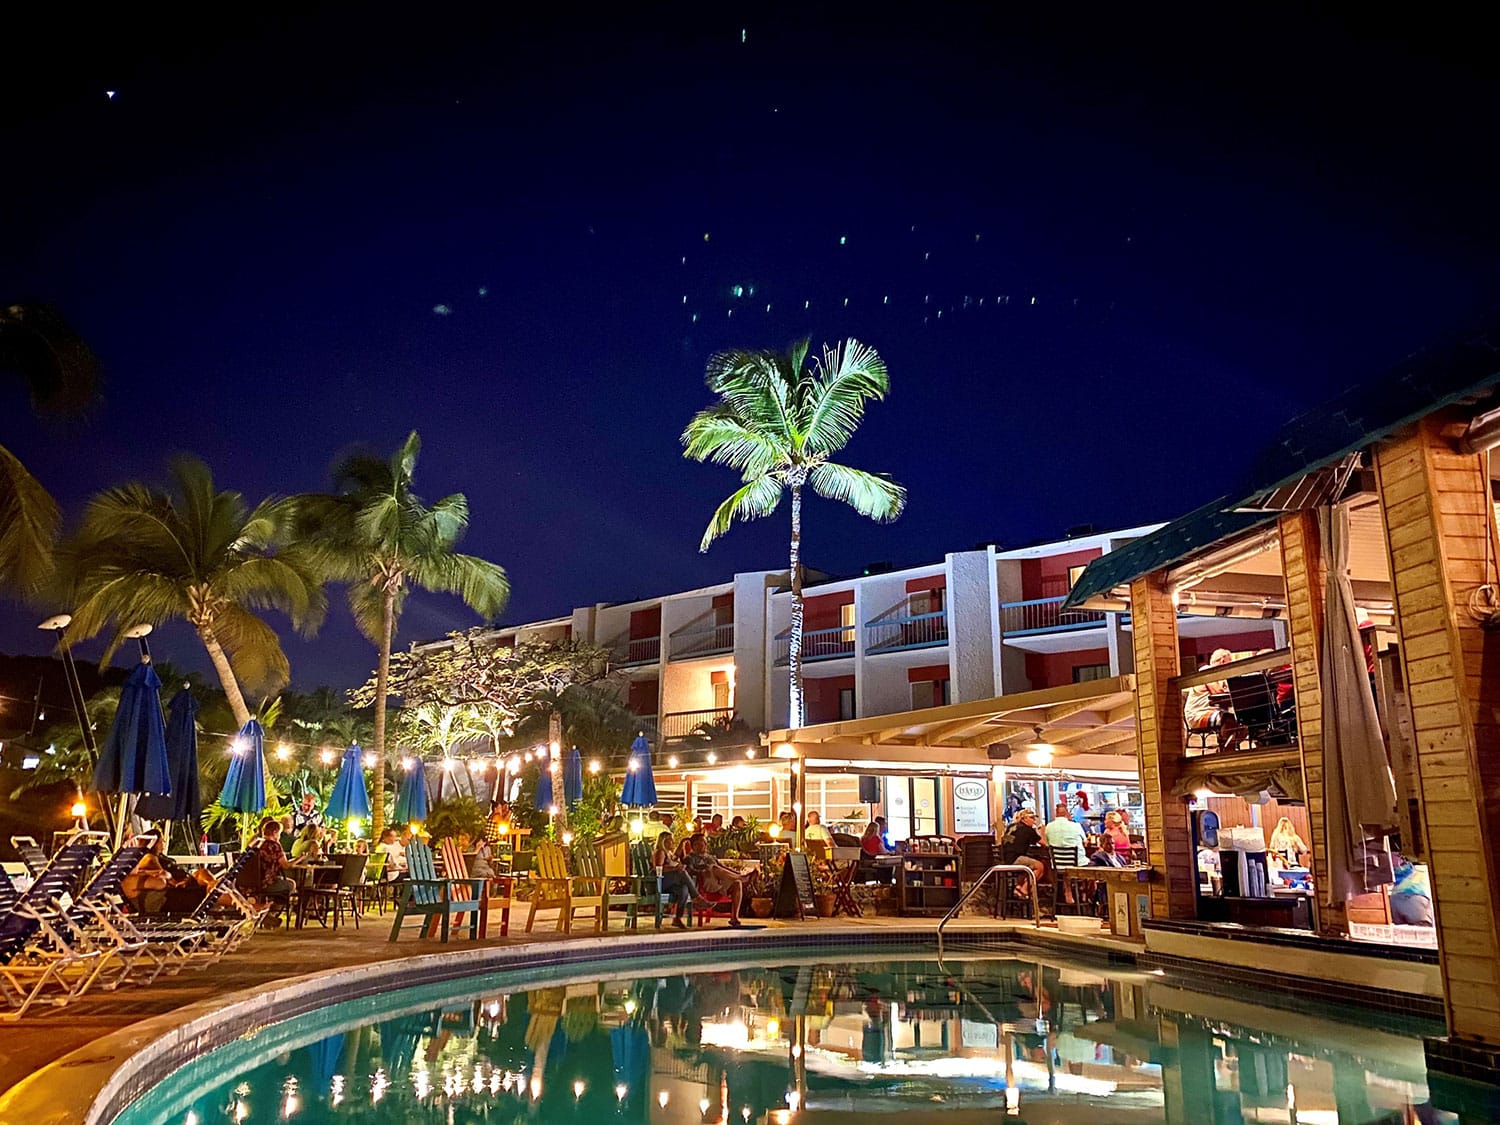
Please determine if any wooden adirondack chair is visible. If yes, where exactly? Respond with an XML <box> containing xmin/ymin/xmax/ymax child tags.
<box><xmin>526</xmin><ymin>841</ymin><xmax>606</xmax><ymax>933</ymax></box>
<box><xmin>437</xmin><ymin>838</ymin><xmax>513</xmax><ymax>937</ymax></box>
<box><xmin>604</xmin><ymin>840</ymin><xmax>654</xmax><ymax>930</ymax></box>
<box><xmin>387</xmin><ymin>840</ymin><xmax>485</xmax><ymax>943</ymax></box>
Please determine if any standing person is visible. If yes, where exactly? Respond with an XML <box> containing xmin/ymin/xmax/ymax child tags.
<box><xmin>653</xmin><ymin>830</ymin><xmax>695</xmax><ymax>928</ymax></box>
<box><xmin>1268</xmin><ymin>817</ymin><xmax>1309</xmax><ymax>867</ymax></box>
<box><xmin>999</xmin><ymin>808</ymin><xmax>1044</xmax><ymax>882</ymax></box>
<box><xmin>683</xmin><ymin>834</ymin><xmax>750</xmax><ymax>927</ymax></box>
<box><xmin>1070</xmin><ymin>790</ymin><xmax>1090</xmax><ymax>826</ymax></box>
<box><xmin>291</xmin><ymin>792</ymin><xmax>324</xmax><ymax>834</ymax></box>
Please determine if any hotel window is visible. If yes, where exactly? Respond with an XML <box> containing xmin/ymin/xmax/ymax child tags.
<box><xmin>838</xmin><ymin>687</ymin><xmax>856</xmax><ymax>720</ymax></box>
<box><xmin>910</xmin><ymin>678</ymin><xmax>951</xmax><ymax>709</ymax></box>
<box><xmin>1073</xmin><ymin>663</ymin><xmax>1111</xmax><ymax>683</ymax></box>
<box><xmin>839</xmin><ymin>601</ymin><xmax>856</xmax><ymax>643</ymax></box>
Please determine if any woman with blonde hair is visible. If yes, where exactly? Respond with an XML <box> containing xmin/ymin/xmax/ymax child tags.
<box><xmin>1268</xmin><ymin>817</ymin><xmax>1308</xmax><ymax>865</ymax></box>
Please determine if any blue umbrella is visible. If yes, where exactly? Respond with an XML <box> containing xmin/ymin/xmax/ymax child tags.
<box><xmin>308</xmin><ymin>1033</ymin><xmax>344</xmax><ymax>1088</ymax></box>
<box><xmin>394</xmin><ymin>759</ymin><xmax>430</xmax><ymax>824</ymax></box>
<box><xmin>218</xmin><ymin>719</ymin><xmax>267</xmax><ymax>814</ymax></box>
<box><xmin>564</xmin><ymin>747</ymin><xmax>583</xmax><ymax>805</ymax></box>
<box><xmin>535</xmin><ymin>763</ymin><xmax>555</xmax><ymax>812</ymax></box>
<box><xmin>619</xmin><ymin>733</ymin><xmax>657</xmax><ymax>808</ymax></box>
<box><xmin>325</xmin><ymin>744</ymin><xmax>372</xmax><ymax>823</ymax></box>
<box><xmin>94</xmin><ymin>661</ymin><xmax>171</xmax><ymax>796</ymax></box>
<box><xmin>137</xmin><ymin>687</ymin><xmax>200</xmax><ymax>823</ymax></box>
<box><xmin>610</xmin><ymin>1024</ymin><xmax>650</xmax><ymax>1094</ymax></box>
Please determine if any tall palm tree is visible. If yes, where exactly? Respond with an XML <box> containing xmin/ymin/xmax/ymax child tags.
<box><xmin>0</xmin><ymin>301</ymin><xmax>101</xmax><ymax>598</ymax></box>
<box><xmin>682</xmin><ymin>338</ymin><xmax>905</xmax><ymax>728</ymax></box>
<box><xmin>295</xmin><ymin>431</ymin><xmax>510</xmax><ymax>839</ymax></box>
<box><xmin>59</xmin><ymin>456</ymin><xmax>327</xmax><ymax>727</ymax></box>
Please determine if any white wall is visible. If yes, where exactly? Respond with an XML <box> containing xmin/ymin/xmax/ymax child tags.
<box><xmin>947</xmin><ymin>549</ymin><xmax>996</xmax><ymax>703</ymax></box>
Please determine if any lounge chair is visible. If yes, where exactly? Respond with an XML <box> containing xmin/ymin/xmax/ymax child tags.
<box><xmin>526</xmin><ymin>841</ymin><xmax>606</xmax><ymax>934</ymax></box>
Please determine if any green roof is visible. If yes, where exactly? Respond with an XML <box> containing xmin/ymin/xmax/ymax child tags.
<box><xmin>1063</xmin><ymin>313</ymin><xmax>1500</xmax><ymax>609</ymax></box>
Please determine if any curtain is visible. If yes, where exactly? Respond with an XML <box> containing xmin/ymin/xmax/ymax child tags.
<box><xmin>1172</xmin><ymin>766</ymin><xmax>1304</xmax><ymax>803</ymax></box>
<box><xmin>1319</xmin><ymin>505</ymin><xmax>1399</xmax><ymax>908</ymax></box>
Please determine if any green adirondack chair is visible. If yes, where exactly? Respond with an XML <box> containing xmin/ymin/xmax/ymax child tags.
<box><xmin>387</xmin><ymin>839</ymin><xmax>485</xmax><ymax>943</ymax></box>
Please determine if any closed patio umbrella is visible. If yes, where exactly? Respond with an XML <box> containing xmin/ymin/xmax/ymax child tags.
<box><xmin>325</xmin><ymin>744</ymin><xmax>372</xmax><ymax>826</ymax></box>
<box><xmin>535</xmin><ymin>762</ymin><xmax>555</xmax><ymax>812</ymax></box>
<box><xmin>564</xmin><ymin>747</ymin><xmax>584</xmax><ymax>805</ymax></box>
<box><xmin>394</xmin><ymin>758</ymin><xmax>430</xmax><ymax>824</ymax></box>
<box><xmin>218</xmin><ymin>719</ymin><xmax>267</xmax><ymax>815</ymax></box>
<box><xmin>93</xmin><ymin>660</ymin><xmax>171</xmax><ymax>809</ymax></box>
<box><xmin>619</xmin><ymin>733</ymin><xmax>657</xmax><ymax>808</ymax></box>
<box><xmin>137</xmin><ymin>686</ymin><xmax>200</xmax><ymax>826</ymax></box>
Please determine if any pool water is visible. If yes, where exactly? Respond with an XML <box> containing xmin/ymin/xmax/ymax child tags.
<box><xmin>116</xmin><ymin>950</ymin><xmax>1456</xmax><ymax>1124</ymax></box>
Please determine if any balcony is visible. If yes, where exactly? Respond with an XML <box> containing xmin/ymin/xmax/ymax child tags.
<box><xmin>774</xmin><ymin>625</ymin><xmax>855</xmax><ymax>665</ymax></box>
<box><xmin>660</xmin><ymin>707</ymin><xmax>737</xmax><ymax>743</ymax></box>
<box><xmin>669</xmin><ymin>618</ymin><xmax>734</xmax><ymax>660</ymax></box>
<box><xmin>999</xmin><ymin>596</ymin><xmax>1107</xmax><ymax>636</ymax></box>
<box><xmin>865</xmin><ymin>608</ymin><xmax>948</xmax><ymax>653</ymax></box>
<box><xmin>611</xmin><ymin>635</ymin><xmax>662</xmax><ymax>667</ymax></box>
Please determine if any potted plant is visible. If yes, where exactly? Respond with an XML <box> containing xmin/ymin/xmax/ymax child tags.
<box><xmin>811</xmin><ymin>859</ymin><xmax>837</xmax><ymax>917</ymax></box>
<box><xmin>749</xmin><ymin>851</ymin><xmax>784</xmax><ymax>917</ymax></box>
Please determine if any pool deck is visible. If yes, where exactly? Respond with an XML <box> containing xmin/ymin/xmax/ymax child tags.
<box><xmin>0</xmin><ymin>908</ymin><xmax>1118</xmax><ymax>1104</ymax></box>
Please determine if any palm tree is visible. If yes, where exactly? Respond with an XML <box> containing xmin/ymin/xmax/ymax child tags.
<box><xmin>59</xmin><ymin>456</ymin><xmax>327</xmax><ymax>727</ymax></box>
<box><xmin>682</xmin><ymin>338</ymin><xmax>905</xmax><ymax>728</ymax></box>
<box><xmin>0</xmin><ymin>301</ymin><xmax>101</xmax><ymax>598</ymax></box>
<box><xmin>295</xmin><ymin>431</ymin><xmax>510</xmax><ymax>839</ymax></box>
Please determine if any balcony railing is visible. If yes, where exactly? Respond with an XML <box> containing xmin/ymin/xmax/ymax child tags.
<box><xmin>774</xmin><ymin>625</ymin><xmax>855</xmax><ymax>665</ymax></box>
<box><xmin>611</xmin><ymin>635</ymin><xmax>662</xmax><ymax>667</ymax></box>
<box><xmin>865</xmin><ymin>609</ymin><xmax>949</xmax><ymax>653</ymax></box>
<box><xmin>661</xmin><ymin>707</ymin><xmax>736</xmax><ymax>742</ymax></box>
<box><xmin>999</xmin><ymin>595</ymin><xmax>1107</xmax><ymax>636</ymax></box>
<box><xmin>669</xmin><ymin>621</ymin><xmax>734</xmax><ymax>660</ymax></box>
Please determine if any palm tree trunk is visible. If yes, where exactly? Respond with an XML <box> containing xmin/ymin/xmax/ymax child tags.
<box><xmin>371</xmin><ymin>586</ymin><xmax>396</xmax><ymax>840</ymax></box>
<box><xmin>198</xmin><ymin>624</ymin><xmax>252</xmax><ymax>727</ymax></box>
<box><xmin>788</xmin><ymin>483</ymin><xmax>805</xmax><ymax>729</ymax></box>
<box><xmin>548</xmin><ymin>709</ymin><xmax>568</xmax><ymax>832</ymax></box>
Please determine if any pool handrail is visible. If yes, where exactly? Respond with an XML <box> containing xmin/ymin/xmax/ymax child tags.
<box><xmin>935</xmin><ymin>863</ymin><xmax>1040</xmax><ymax>957</ymax></box>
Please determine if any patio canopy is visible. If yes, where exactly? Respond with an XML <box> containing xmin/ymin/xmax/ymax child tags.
<box><xmin>766</xmin><ymin>676</ymin><xmax>1138</xmax><ymax>775</ymax></box>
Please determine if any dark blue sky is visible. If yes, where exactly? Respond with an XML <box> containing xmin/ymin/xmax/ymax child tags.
<box><xmin>3</xmin><ymin>5</ymin><xmax>1497</xmax><ymax>689</ymax></box>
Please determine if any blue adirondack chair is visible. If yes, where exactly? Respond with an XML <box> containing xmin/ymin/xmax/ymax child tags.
<box><xmin>387</xmin><ymin>840</ymin><xmax>485</xmax><ymax>943</ymax></box>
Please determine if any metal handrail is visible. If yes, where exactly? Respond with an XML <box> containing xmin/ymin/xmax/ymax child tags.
<box><xmin>935</xmin><ymin>863</ymin><xmax>1040</xmax><ymax>957</ymax></box>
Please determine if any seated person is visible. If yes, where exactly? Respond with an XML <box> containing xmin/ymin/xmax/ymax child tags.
<box><xmin>802</xmin><ymin>811</ymin><xmax>834</xmax><ymax>858</ymax></box>
<box><xmin>121</xmin><ymin>835</ymin><xmax>210</xmax><ymax>915</ymax></box>
<box><xmin>999</xmin><ymin>807</ymin><xmax>1044</xmax><ymax>882</ymax></box>
<box><xmin>290</xmin><ymin>823</ymin><xmax>327</xmax><ymax>863</ymax></box>
<box><xmin>242</xmin><ymin>818</ymin><xmax>295</xmax><ymax>921</ymax></box>
<box><xmin>729</xmin><ymin>815</ymin><xmax>747</xmax><ymax>831</ymax></box>
<box><xmin>1389</xmin><ymin>854</ymin><xmax>1434</xmax><ymax>926</ymax></box>
<box><xmin>1042</xmin><ymin>803</ymin><xmax>1087</xmax><ymax>863</ymax></box>
<box><xmin>1184</xmin><ymin>648</ymin><xmax>1246</xmax><ymax>750</ymax></box>
<box><xmin>653</xmin><ymin>830</ymin><xmax>695</xmax><ymax>928</ymax></box>
<box><xmin>860</xmin><ymin>821</ymin><xmax>889</xmax><ymax>856</ymax></box>
<box><xmin>1086</xmin><ymin>835</ymin><xmax>1128</xmax><ymax>911</ymax></box>
<box><xmin>374</xmin><ymin>828</ymin><xmax>406</xmax><ymax>880</ymax></box>
<box><xmin>682</xmin><ymin>834</ymin><xmax>751</xmax><ymax>927</ymax></box>
<box><xmin>1102</xmin><ymin>811</ymin><xmax>1131</xmax><ymax>853</ymax></box>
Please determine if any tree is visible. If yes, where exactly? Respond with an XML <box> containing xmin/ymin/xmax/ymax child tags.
<box><xmin>0</xmin><ymin>301</ymin><xmax>100</xmax><ymax>599</ymax></box>
<box><xmin>682</xmin><ymin>338</ymin><xmax>905</xmax><ymax>727</ymax></box>
<box><xmin>297</xmin><ymin>432</ymin><xmax>510</xmax><ymax>839</ymax></box>
<box><xmin>59</xmin><ymin>457</ymin><xmax>326</xmax><ymax>727</ymax></box>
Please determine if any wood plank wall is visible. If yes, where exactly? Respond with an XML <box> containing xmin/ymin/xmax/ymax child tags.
<box><xmin>1375</xmin><ymin>416</ymin><xmax>1500</xmax><ymax>1045</ymax></box>
<box><xmin>1279</xmin><ymin>510</ymin><xmax>1337</xmax><ymax>928</ymax></box>
<box><xmin>1202</xmin><ymin>796</ymin><xmax>1311</xmax><ymax>847</ymax></box>
<box><xmin>1130</xmin><ymin>573</ymin><xmax>1196</xmax><ymax>918</ymax></box>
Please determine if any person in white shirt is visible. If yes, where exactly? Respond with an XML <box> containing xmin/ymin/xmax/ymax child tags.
<box><xmin>374</xmin><ymin>828</ymin><xmax>405</xmax><ymax>880</ymax></box>
<box><xmin>1042</xmin><ymin>804</ymin><xmax>1087</xmax><ymax>864</ymax></box>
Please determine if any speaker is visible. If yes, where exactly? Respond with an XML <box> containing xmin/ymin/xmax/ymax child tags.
<box><xmin>858</xmin><ymin>775</ymin><xmax>881</xmax><ymax>804</ymax></box>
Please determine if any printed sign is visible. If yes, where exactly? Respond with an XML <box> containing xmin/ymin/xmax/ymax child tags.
<box><xmin>953</xmin><ymin>778</ymin><xmax>991</xmax><ymax>834</ymax></box>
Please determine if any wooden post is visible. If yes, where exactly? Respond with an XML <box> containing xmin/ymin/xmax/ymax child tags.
<box><xmin>1278</xmin><ymin>509</ymin><xmax>1336</xmax><ymax>931</ymax></box>
<box><xmin>1375</xmin><ymin>416</ymin><xmax>1500</xmax><ymax>1048</ymax></box>
<box><xmin>1130</xmin><ymin>573</ymin><xmax>1196</xmax><ymax>919</ymax></box>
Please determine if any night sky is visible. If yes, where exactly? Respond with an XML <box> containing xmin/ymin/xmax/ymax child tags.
<box><xmin>3</xmin><ymin>6</ymin><xmax>1497</xmax><ymax>689</ymax></box>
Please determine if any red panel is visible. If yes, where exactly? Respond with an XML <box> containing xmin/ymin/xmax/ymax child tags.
<box><xmin>627</xmin><ymin>678</ymin><xmax>658</xmax><ymax>715</ymax></box>
<box><xmin>804</xmin><ymin>590</ymin><xmax>854</xmax><ymax>632</ymax></box>
<box><xmin>1179</xmin><ymin>628</ymin><xmax>1280</xmax><ymax>667</ymax></box>
<box><xmin>1022</xmin><ymin>647</ymin><xmax>1110</xmax><ymax>690</ymax></box>
<box><xmin>804</xmin><ymin>674</ymin><xmax>855</xmax><ymax>724</ymax></box>
<box><xmin>712</xmin><ymin>593</ymin><xmax>734</xmax><ymax>609</ymax></box>
<box><xmin>907</xmin><ymin>663</ymin><xmax>951</xmax><ymax>683</ymax></box>
<box><xmin>1020</xmin><ymin>547</ymin><xmax>1102</xmax><ymax>601</ymax></box>
<box><xmin>629</xmin><ymin>606</ymin><xmax>661</xmax><ymax>640</ymax></box>
<box><xmin>904</xmin><ymin>574</ymin><xmax>947</xmax><ymax>594</ymax></box>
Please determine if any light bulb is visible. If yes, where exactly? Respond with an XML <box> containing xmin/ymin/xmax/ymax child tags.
<box><xmin>589</xmin><ymin>760</ymin><xmax>602</xmax><ymax>774</ymax></box>
<box><xmin>667</xmin><ymin>755</ymin><xmax>680</xmax><ymax>768</ymax></box>
<box><xmin>573</xmin><ymin>1080</ymin><xmax>585</xmax><ymax>1099</ymax></box>
<box><xmin>70</xmin><ymin>801</ymin><xmax>87</xmax><ymax>818</ymax></box>
<box><xmin>275</xmin><ymin>743</ymin><xmax>292</xmax><ymax>761</ymax></box>
<box><xmin>707</xmin><ymin>752</ymin><xmax>718</xmax><ymax>764</ymax></box>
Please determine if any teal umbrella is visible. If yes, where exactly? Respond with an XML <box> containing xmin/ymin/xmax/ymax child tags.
<box><xmin>325</xmin><ymin>745</ymin><xmax>372</xmax><ymax>823</ymax></box>
<box><xmin>218</xmin><ymin>719</ymin><xmax>266</xmax><ymax>813</ymax></box>
<box><xmin>394</xmin><ymin>759</ymin><xmax>430</xmax><ymax>824</ymax></box>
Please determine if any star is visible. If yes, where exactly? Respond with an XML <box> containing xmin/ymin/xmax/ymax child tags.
<box><xmin>432</xmin><ymin>304</ymin><xmax>452</xmax><ymax>316</ymax></box>
<box><xmin>105</xmin><ymin>90</ymin><xmax>117</xmax><ymax>100</ymax></box>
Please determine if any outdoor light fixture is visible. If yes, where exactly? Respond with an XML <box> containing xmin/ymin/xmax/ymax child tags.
<box><xmin>616</xmin><ymin>1084</ymin><xmax>628</xmax><ymax>1102</ymax></box>
<box><xmin>562</xmin><ymin>831</ymin><xmax>574</xmax><ymax>845</ymax></box>
<box><xmin>699</xmin><ymin>1099</ymin><xmax>711</xmax><ymax>1114</ymax></box>
<box><xmin>627</xmin><ymin>758</ymin><xmax>640</xmax><ymax>771</ymax></box>
<box><xmin>363</xmin><ymin>752</ymin><xmax>377</xmax><ymax>769</ymax></box>
<box><xmin>588</xmin><ymin>759</ymin><xmax>601</xmax><ymax>774</ymax></box>
<box><xmin>624</xmin><ymin>998</ymin><xmax>637</xmax><ymax>1014</ymax></box>
<box><xmin>768</xmin><ymin>824</ymin><xmax>781</xmax><ymax>838</ymax></box>
<box><xmin>319</xmin><ymin>748</ymin><xmax>335</xmax><ymax>766</ymax></box>
<box><xmin>658</xmin><ymin>1092</ymin><xmax>669</xmax><ymax>1108</ymax></box>
<box><xmin>496</xmin><ymin>822</ymin><xmax>510</xmax><ymax>835</ymax></box>
<box><xmin>70</xmin><ymin>799</ymin><xmax>87</xmax><ymax>819</ymax></box>
<box><xmin>275</xmin><ymin>743</ymin><xmax>292</xmax><ymax>761</ymax></box>
<box><xmin>667</xmin><ymin>754</ymin><xmax>680</xmax><ymax>768</ymax></box>
<box><xmin>400</xmin><ymin>756</ymin><xmax>414</xmax><ymax>770</ymax></box>
<box><xmin>745</xmin><ymin>749</ymin><xmax>755</xmax><ymax>759</ymax></box>
<box><xmin>790</xmin><ymin>760</ymin><xmax>801</xmax><ymax>773</ymax></box>
<box><xmin>549</xmin><ymin>740</ymin><xmax>560</xmax><ymax>756</ymax></box>
<box><xmin>1023</xmin><ymin>726</ymin><xmax>1057</xmax><ymax>767</ymax></box>
<box><xmin>629</xmin><ymin>817</ymin><xmax>644</xmax><ymax>837</ymax></box>
<box><xmin>548</xmin><ymin>805</ymin><xmax>559</xmax><ymax>816</ymax></box>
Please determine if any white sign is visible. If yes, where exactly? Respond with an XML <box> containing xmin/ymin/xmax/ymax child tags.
<box><xmin>953</xmin><ymin>778</ymin><xmax>991</xmax><ymax>834</ymax></box>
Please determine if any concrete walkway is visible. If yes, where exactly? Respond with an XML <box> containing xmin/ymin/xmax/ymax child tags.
<box><xmin>0</xmin><ymin>905</ymin><xmax>1113</xmax><ymax>1100</ymax></box>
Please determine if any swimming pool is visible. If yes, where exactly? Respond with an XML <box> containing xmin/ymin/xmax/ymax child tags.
<box><xmin>113</xmin><ymin>946</ymin><xmax>1453</xmax><ymax>1124</ymax></box>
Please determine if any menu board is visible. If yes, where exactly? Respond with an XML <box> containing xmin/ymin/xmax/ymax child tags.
<box><xmin>953</xmin><ymin>778</ymin><xmax>991</xmax><ymax>834</ymax></box>
<box><xmin>775</xmin><ymin>851</ymin><xmax>817</xmax><ymax>918</ymax></box>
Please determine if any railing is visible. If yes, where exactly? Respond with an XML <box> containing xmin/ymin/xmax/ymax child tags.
<box><xmin>774</xmin><ymin>625</ymin><xmax>855</xmax><ymax>665</ymax></box>
<box><xmin>936</xmin><ymin>864</ymin><xmax>1040</xmax><ymax>956</ymax></box>
<box><xmin>865</xmin><ymin>609</ymin><xmax>948</xmax><ymax>653</ymax></box>
<box><xmin>999</xmin><ymin>595</ymin><xmax>1107</xmax><ymax>636</ymax></box>
<box><xmin>661</xmin><ymin>707</ymin><xmax>736</xmax><ymax>742</ymax></box>
<box><xmin>669</xmin><ymin>621</ymin><xmax>734</xmax><ymax>660</ymax></box>
<box><xmin>628</xmin><ymin>714</ymin><xmax>660</xmax><ymax>743</ymax></box>
<box><xmin>611</xmin><ymin>635</ymin><xmax>661</xmax><ymax>666</ymax></box>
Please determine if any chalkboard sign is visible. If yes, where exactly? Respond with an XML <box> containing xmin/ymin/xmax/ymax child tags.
<box><xmin>775</xmin><ymin>851</ymin><xmax>817</xmax><ymax>919</ymax></box>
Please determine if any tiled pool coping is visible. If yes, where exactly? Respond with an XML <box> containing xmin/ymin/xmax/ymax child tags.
<box><xmin>0</xmin><ymin>919</ymin><xmax>1489</xmax><ymax>1124</ymax></box>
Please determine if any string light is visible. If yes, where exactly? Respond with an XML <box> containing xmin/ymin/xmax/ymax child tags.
<box><xmin>588</xmin><ymin>759</ymin><xmax>602</xmax><ymax>774</ymax></box>
<box><xmin>362</xmin><ymin>751</ymin><xmax>377</xmax><ymax>769</ymax></box>
<box><xmin>319</xmin><ymin>748</ymin><xmax>335</xmax><ymax>766</ymax></box>
<box><xmin>707</xmin><ymin>752</ymin><xmax>718</xmax><ymax>764</ymax></box>
<box><xmin>275</xmin><ymin>743</ymin><xmax>292</xmax><ymax>761</ymax></box>
<box><xmin>400</xmin><ymin>756</ymin><xmax>415</xmax><ymax>770</ymax></box>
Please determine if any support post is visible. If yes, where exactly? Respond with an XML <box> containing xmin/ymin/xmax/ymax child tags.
<box><xmin>1129</xmin><ymin>574</ymin><xmax>1195</xmax><ymax>919</ymax></box>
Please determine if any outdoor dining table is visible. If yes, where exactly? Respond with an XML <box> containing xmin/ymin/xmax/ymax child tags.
<box><xmin>289</xmin><ymin>863</ymin><xmax>341</xmax><ymax>929</ymax></box>
<box><xmin>168</xmin><ymin>854</ymin><xmax>227</xmax><ymax>871</ymax></box>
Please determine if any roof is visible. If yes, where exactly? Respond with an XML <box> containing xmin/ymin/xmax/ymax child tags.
<box><xmin>1065</xmin><ymin>311</ymin><xmax>1500</xmax><ymax>608</ymax></box>
<box><xmin>1062</xmin><ymin>501</ymin><xmax>1277</xmax><ymax>608</ymax></box>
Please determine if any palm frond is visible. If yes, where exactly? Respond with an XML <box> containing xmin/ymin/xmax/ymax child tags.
<box><xmin>700</xmin><ymin>475</ymin><xmax>784</xmax><ymax>551</ymax></box>
<box><xmin>0</xmin><ymin>444</ymin><xmax>61</xmax><ymax>597</ymax></box>
<box><xmin>347</xmin><ymin>579</ymin><xmax>389</xmax><ymax>645</ymax></box>
<box><xmin>407</xmin><ymin>553</ymin><xmax>510</xmax><ymax>619</ymax></box>
<box><xmin>680</xmin><ymin>405</ymin><xmax>790</xmax><ymax>477</ymax></box>
<box><xmin>802</xmin><ymin>338</ymin><xmax>889</xmax><ymax>454</ymax></box>
<box><xmin>808</xmin><ymin>462</ymin><xmax>907</xmax><ymax>521</ymax></box>
<box><xmin>212</xmin><ymin>603</ymin><xmax>292</xmax><ymax>695</ymax></box>
<box><xmin>65</xmin><ymin>568</ymin><xmax>189</xmax><ymax>656</ymax></box>
<box><xmin>211</xmin><ymin>553</ymin><xmax>328</xmax><ymax>636</ymax></box>
<box><xmin>0</xmin><ymin>301</ymin><xmax>102</xmax><ymax>416</ymax></box>
<box><xmin>392</xmin><ymin>431</ymin><xmax>422</xmax><ymax>488</ymax></box>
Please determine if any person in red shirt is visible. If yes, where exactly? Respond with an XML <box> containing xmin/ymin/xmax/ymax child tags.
<box><xmin>244</xmin><ymin>817</ymin><xmax>295</xmax><ymax>920</ymax></box>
